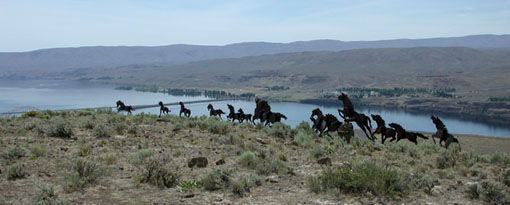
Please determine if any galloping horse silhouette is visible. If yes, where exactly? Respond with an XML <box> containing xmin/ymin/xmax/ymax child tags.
<box><xmin>238</xmin><ymin>108</ymin><xmax>254</xmax><ymax>124</ymax></box>
<box><xmin>158</xmin><ymin>101</ymin><xmax>170</xmax><ymax>117</ymax></box>
<box><xmin>388</xmin><ymin>123</ymin><xmax>428</xmax><ymax>145</ymax></box>
<box><xmin>371</xmin><ymin>114</ymin><xmax>396</xmax><ymax>144</ymax></box>
<box><xmin>207</xmin><ymin>104</ymin><xmax>226</xmax><ymax>119</ymax></box>
<box><xmin>116</xmin><ymin>100</ymin><xmax>135</xmax><ymax>115</ymax></box>
<box><xmin>227</xmin><ymin>104</ymin><xmax>243</xmax><ymax>122</ymax></box>
<box><xmin>179</xmin><ymin>102</ymin><xmax>191</xmax><ymax>117</ymax></box>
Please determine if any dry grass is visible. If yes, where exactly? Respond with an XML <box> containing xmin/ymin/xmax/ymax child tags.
<box><xmin>0</xmin><ymin>110</ymin><xmax>509</xmax><ymax>204</ymax></box>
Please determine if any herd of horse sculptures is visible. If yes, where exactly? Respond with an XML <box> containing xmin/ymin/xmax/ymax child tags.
<box><xmin>115</xmin><ymin>93</ymin><xmax>460</xmax><ymax>150</ymax></box>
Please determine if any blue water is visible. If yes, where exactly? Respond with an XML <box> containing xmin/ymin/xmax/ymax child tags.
<box><xmin>0</xmin><ymin>80</ymin><xmax>509</xmax><ymax>137</ymax></box>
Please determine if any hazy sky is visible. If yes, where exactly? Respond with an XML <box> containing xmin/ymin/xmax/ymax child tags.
<box><xmin>1</xmin><ymin>0</ymin><xmax>510</xmax><ymax>52</ymax></box>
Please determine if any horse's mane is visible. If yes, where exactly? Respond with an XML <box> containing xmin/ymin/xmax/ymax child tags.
<box><xmin>372</xmin><ymin>115</ymin><xmax>385</xmax><ymax>125</ymax></box>
<box><xmin>389</xmin><ymin>123</ymin><xmax>404</xmax><ymax>131</ymax></box>
<box><xmin>433</xmin><ymin>117</ymin><xmax>446</xmax><ymax>130</ymax></box>
<box><xmin>254</xmin><ymin>100</ymin><xmax>271</xmax><ymax>118</ymax></box>
<box><xmin>257</xmin><ymin>100</ymin><xmax>270</xmax><ymax>111</ymax></box>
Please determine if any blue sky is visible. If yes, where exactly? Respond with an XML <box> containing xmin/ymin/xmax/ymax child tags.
<box><xmin>1</xmin><ymin>0</ymin><xmax>509</xmax><ymax>52</ymax></box>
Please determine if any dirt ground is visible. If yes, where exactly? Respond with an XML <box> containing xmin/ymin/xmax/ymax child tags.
<box><xmin>0</xmin><ymin>111</ymin><xmax>509</xmax><ymax>204</ymax></box>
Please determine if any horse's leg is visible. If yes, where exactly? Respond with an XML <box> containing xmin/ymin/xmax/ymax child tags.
<box><xmin>356</xmin><ymin>120</ymin><xmax>373</xmax><ymax>141</ymax></box>
<box><xmin>411</xmin><ymin>136</ymin><xmax>418</xmax><ymax>145</ymax></box>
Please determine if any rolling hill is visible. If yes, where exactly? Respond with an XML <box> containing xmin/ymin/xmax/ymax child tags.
<box><xmin>1</xmin><ymin>34</ymin><xmax>510</xmax><ymax>79</ymax></box>
<box><xmin>107</xmin><ymin>47</ymin><xmax>510</xmax><ymax>94</ymax></box>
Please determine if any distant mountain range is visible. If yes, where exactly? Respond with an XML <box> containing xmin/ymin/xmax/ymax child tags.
<box><xmin>1</xmin><ymin>34</ymin><xmax>510</xmax><ymax>73</ymax></box>
<box><xmin>113</xmin><ymin>47</ymin><xmax>510</xmax><ymax>91</ymax></box>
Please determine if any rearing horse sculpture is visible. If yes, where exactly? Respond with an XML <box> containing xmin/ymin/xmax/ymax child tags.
<box><xmin>337</xmin><ymin>93</ymin><xmax>374</xmax><ymax>141</ymax></box>
<box><xmin>179</xmin><ymin>102</ymin><xmax>191</xmax><ymax>117</ymax></box>
<box><xmin>158</xmin><ymin>101</ymin><xmax>170</xmax><ymax>117</ymax></box>
<box><xmin>430</xmin><ymin>115</ymin><xmax>461</xmax><ymax>150</ymax></box>
<box><xmin>253</xmin><ymin>97</ymin><xmax>271</xmax><ymax>124</ymax></box>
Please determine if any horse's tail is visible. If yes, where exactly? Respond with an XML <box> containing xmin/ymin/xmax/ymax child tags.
<box><xmin>416</xmin><ymin>133</ymin><xmax>428</xmax><ymax>139</ymax></box>
<box><xmin>281</xmin><ymin>114</ymin><xmax>287</xmax><ymax>120</ymax></box>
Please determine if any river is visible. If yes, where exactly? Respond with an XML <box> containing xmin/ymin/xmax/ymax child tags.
<box><xmin>0</xmin><ymin>80</ymin><xmax>508</xmax><ymax>137</ymax></box>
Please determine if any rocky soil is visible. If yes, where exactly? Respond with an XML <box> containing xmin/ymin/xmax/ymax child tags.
<box><xmin>0</xmin><ymin>110</ymin><xmax>509</xmax><ymax>204</ymax></box>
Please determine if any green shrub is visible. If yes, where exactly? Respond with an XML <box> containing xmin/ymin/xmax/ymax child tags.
<box><xmin>231</xmin><ymin>176</ymin><xmax>259</xmax><ymax>197</ymax></box>
<box><xmin>130</xmin><ymin>149</ymin><xmax>155</xmax><ymax>166</ymax></box>
<box><xmin>64</xmin><ymin>158</ymin><xmax>105</xmax><ymax>192</ymax></box>
<box><xmin>255</xmin><ymin>158</ymin><xmax>291</xmax><ymax>176</ymax></box>
<box><xmin>295</xmin><ymin>121</ymin><xmax>314</xmax><ymax>134</ymax></box>
<box><xmin>139</xmin><ymin>156</ymin><xmax>179</xmax><ymax>188</ymax></box>
<box><xmin>5</xmin><ymin>146</ymin><xmax>26</xmax><ymax>160</ymax></box>
<box><xmin>77</xmin><ymin>145</ymin><xmax>91</xmax><ymax>157</ymax></box>
<box><xmin>306</xmin><ymin>175</ymin><xmax>323</xmax><ymax>193</ymax></box>
<box><xmin>114</xmin><ymin>123</ymin><xmax>127</xmax><ymax>135</ymax></box>
<box><xmin>34</xmin><ymin>184</ymin><xmax>64</xmax><ymax>205</ymax></box>
<box><xmin>177</xmin><ymin>179</ymin><xmax>203</xmax><ymax>193</ymax></box>
<box><xmin>417</xmin><ymin>142</ymin><xmax>440</xmax><ymax>154</ymax></box>
<box><xmin>104</xmin><ymin>153</ymin><xmax>118</xmax><ymax>165</ymax></box>
<box><xmin>82</xmin><ymin>119</ymin><xmax>95</xmax><ymax>130</ymax></box>
<box><xmin>307</xmin><ymin>161</ymin><xmax>408</xmax><ymax>198</ymax></box>
<box><xmin>237</xmin><ymin>151</ymin><xmax>256</xmax><ymax>168</ymax></box>
<box><xmin>410</xmin><ymin>172</ymin><xmax>437</xmax><ymax>195</ymax></box>
<box><xmin>21</xmin><ymin>110</ymin><xmax>38</xmax><ymax>118</ymax></box>
<box><xmin>30</xmin><ymin>144</ymin><xmax>47</xmax><ymax>157</ymax></box>
<box><xmin>465</xmin><ymin>183</ymin><xmax>479</xmax><ymax>199</ymax></box>
<box><xmin>127</xmin><ymin>125</ymin><xmax>139</xmax><ymax>136</ymax></box>
<box><xmin>203</xmin><ymin>169</ymin><xmax>232</xmax><ymax>191</ymax></box>
<box><xmin>93</xmin><ymin>124</ymin><xmax>113</xmax><ymax>138</ymax></box>
<box><xmin>309</xmin><ymin>145</ymin><xmax>327</xmax><ymax>159</ymax></box>
<box><xmin>15</xmin><ymin>127</ymin><xmax>28</xmax><ymax>136</ymax></box>
<box><xmin>293</xmin><ymin>131</ymin><xmax>315</xmax><ymax>148</ymax></box>
<box><xmin>172</xmin><ymin>124</ymin><xmax>183</xmax><ymax>132</ymax></box>
<box><xmin>490</xmin><ymin>152</ymin><xmax>510</xmax><ymax>166</ymax></box>
<box><xmin>436</xmin><ymin>149</ymin><xmax>458</xmax><ymax>169</ymax></box>
<box><xmin>265</xmin><ymin>122</ymin><xmax>292</xmax><ymax>138</ymax></box>
<box><xmin>107</xmin><ymin>114</ymin><xmax>126</xmax><ymax>124</ymax></box>
<box><xmin>479</xmin><ymin>180</ymin><xmax>506</xmax><ymax>204</ymax></box>
<box><xmin>499</xmin><ymin>168</ymin><xmax>510</xmax><ymax>187</ymax></box>
<box><xmin>7</xmin><ymin>163</ymin><xmax>28</xmax><ymax>180</ymax></box>
<box><xmin>207</xmin><ymin>118</ymin><xmax>229</xmax><ymax>135</ymax></box>
<box><xmin>46</xmin><ymin>120</ymin><xmax>73</xmax><ymax>138</ymax></box>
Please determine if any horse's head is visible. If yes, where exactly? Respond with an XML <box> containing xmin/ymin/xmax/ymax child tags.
<box><xmin>159</xmin><ymin>101</ymin><xmax>164</xmax><ymax>106</ymax></box>
<box><xmin>311</xmin><ymin>108</ymin><xmax>321</xmax><ymax>117</ymax></box>
<box><xmin>207</xmin><ymin>104</ymin><xmax>213</xmax><ymax>110</ymax></box>
<box><xmin>255</xmin><ymin>97</ymin><xmax>260</xmax><ymax>104</ymax></box>
<box><xmin>238</xmin><ymin>108</ymin><xmax>244</xmax><ymax>113</ymax></box>
<box><xmin>116</xmin><ymin>100</ymin><xmax>123</xmax><ymax>107</ymax></box>
<box><xmin>388</xmin><ymin>123</ymin><xmax>402</xmax><ymax>131</ymax></box>
<box><xmin>338</xmin><ymin>93</ymin><xmax>347</xmax><ymax>101</ymax></box>
<box><xmin>227</xmin><ymin>104</ymin><xmax>234</xmax><ymax>110</ymax></box>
